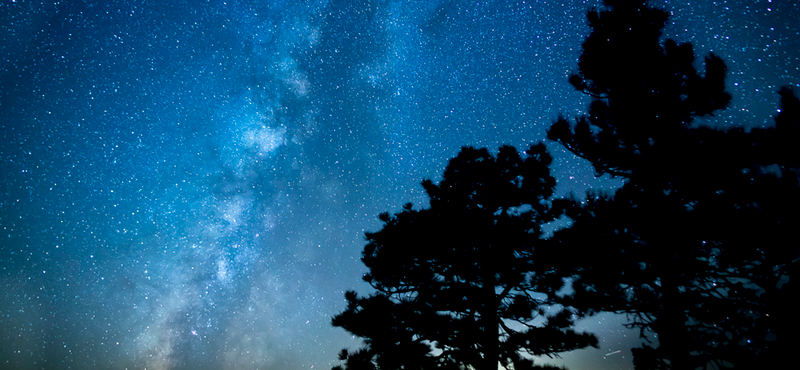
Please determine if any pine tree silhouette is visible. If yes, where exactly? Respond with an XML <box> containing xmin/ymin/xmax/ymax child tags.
<box><xmin>332</xmin><ymin>145</ymin><xmax>597</xmax><ymax>370</ymax></box>
<box><xmin>548</xmin><ymin>0</ymin><xmax>800</xmax><ymax>368</ymax></box>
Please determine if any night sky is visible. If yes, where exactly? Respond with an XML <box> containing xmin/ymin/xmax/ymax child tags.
<box><xmin>1</xmin><ymin>0</ymin><xmax>798</xmax><ymax>369</ymax></box>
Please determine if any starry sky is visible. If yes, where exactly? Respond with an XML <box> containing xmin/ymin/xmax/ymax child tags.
<box><xmin>1</xmin><ymin>0</ymin><xmax>798</xmax><ymax>369</ymax></box>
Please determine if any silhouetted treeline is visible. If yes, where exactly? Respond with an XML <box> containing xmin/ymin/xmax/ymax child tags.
<box><xmin>332</xmin><ymin>0</ymin><xmax>799</xmax><ymax>369</ymax></box>
<box><xmin>548</xmin><ymin>0</ymin><xmax>799</xmax><ymax>368</ymax></box>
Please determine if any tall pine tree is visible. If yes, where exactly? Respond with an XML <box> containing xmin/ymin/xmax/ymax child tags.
<box><xmin>332</xmin><ymin>145</ymin><xmax>597</xmax><ymax>370</ymax></box>
<box><xmin>548</xmin><ymin>0</ymin><xmax>800</xmax><ymax>368</ymax></box>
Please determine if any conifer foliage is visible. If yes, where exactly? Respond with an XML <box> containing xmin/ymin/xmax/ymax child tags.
<box><xmin>548</xmin><ymin>0</ymin><xmax>800</xmax><ymax>368</ymax></box>
<box><xmin>332</xmin><ymin>145</ymin><xmax>597</xmax><ymax>370</ymax></box>
<box><xmin>332</xmin><ymin>1</ymin><xmax>799</xmax><ymax>369</ymax></box>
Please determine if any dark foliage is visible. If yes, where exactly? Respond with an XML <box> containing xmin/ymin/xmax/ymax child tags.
<box><xmin>332</xmin><ymin>145</ymin><xmax>597</xmax><ymax>370</ymax></box>
<box><xmin>548</xmin><ymin>0</ymin><xmax>800</xmax><ymax>368</ymax></box>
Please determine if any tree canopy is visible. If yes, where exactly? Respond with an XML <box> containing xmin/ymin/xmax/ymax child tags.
<box><xmin>331</xmin><ymin>145</ymin><xmax>597</xmax><ymax>370</ymax></box>
<box><xmin>548</xmin><ymin>0</ymin><xmax>800</xmax><ymax>368</ymax></box>
<box><xmin>332</xmin><ymin>1</ymin><xmax>799</xmax><ymax>369</ymax></box>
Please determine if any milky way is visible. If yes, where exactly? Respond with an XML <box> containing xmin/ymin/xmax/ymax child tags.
<box><xmin>1</xmin><ymin>1</ymin><xmax>798</xmax><ymax>369</ymax></box>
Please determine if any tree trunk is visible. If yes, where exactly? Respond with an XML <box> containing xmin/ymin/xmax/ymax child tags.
<box><xmin>658</xmin><ymin>266</ymin><xmax>692</xmax><ymax>370</ymax></box>
<box><xmin>481</xmin><ymin>243</ymin><xmax>499</xmax><ymax>370</ymax></box>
